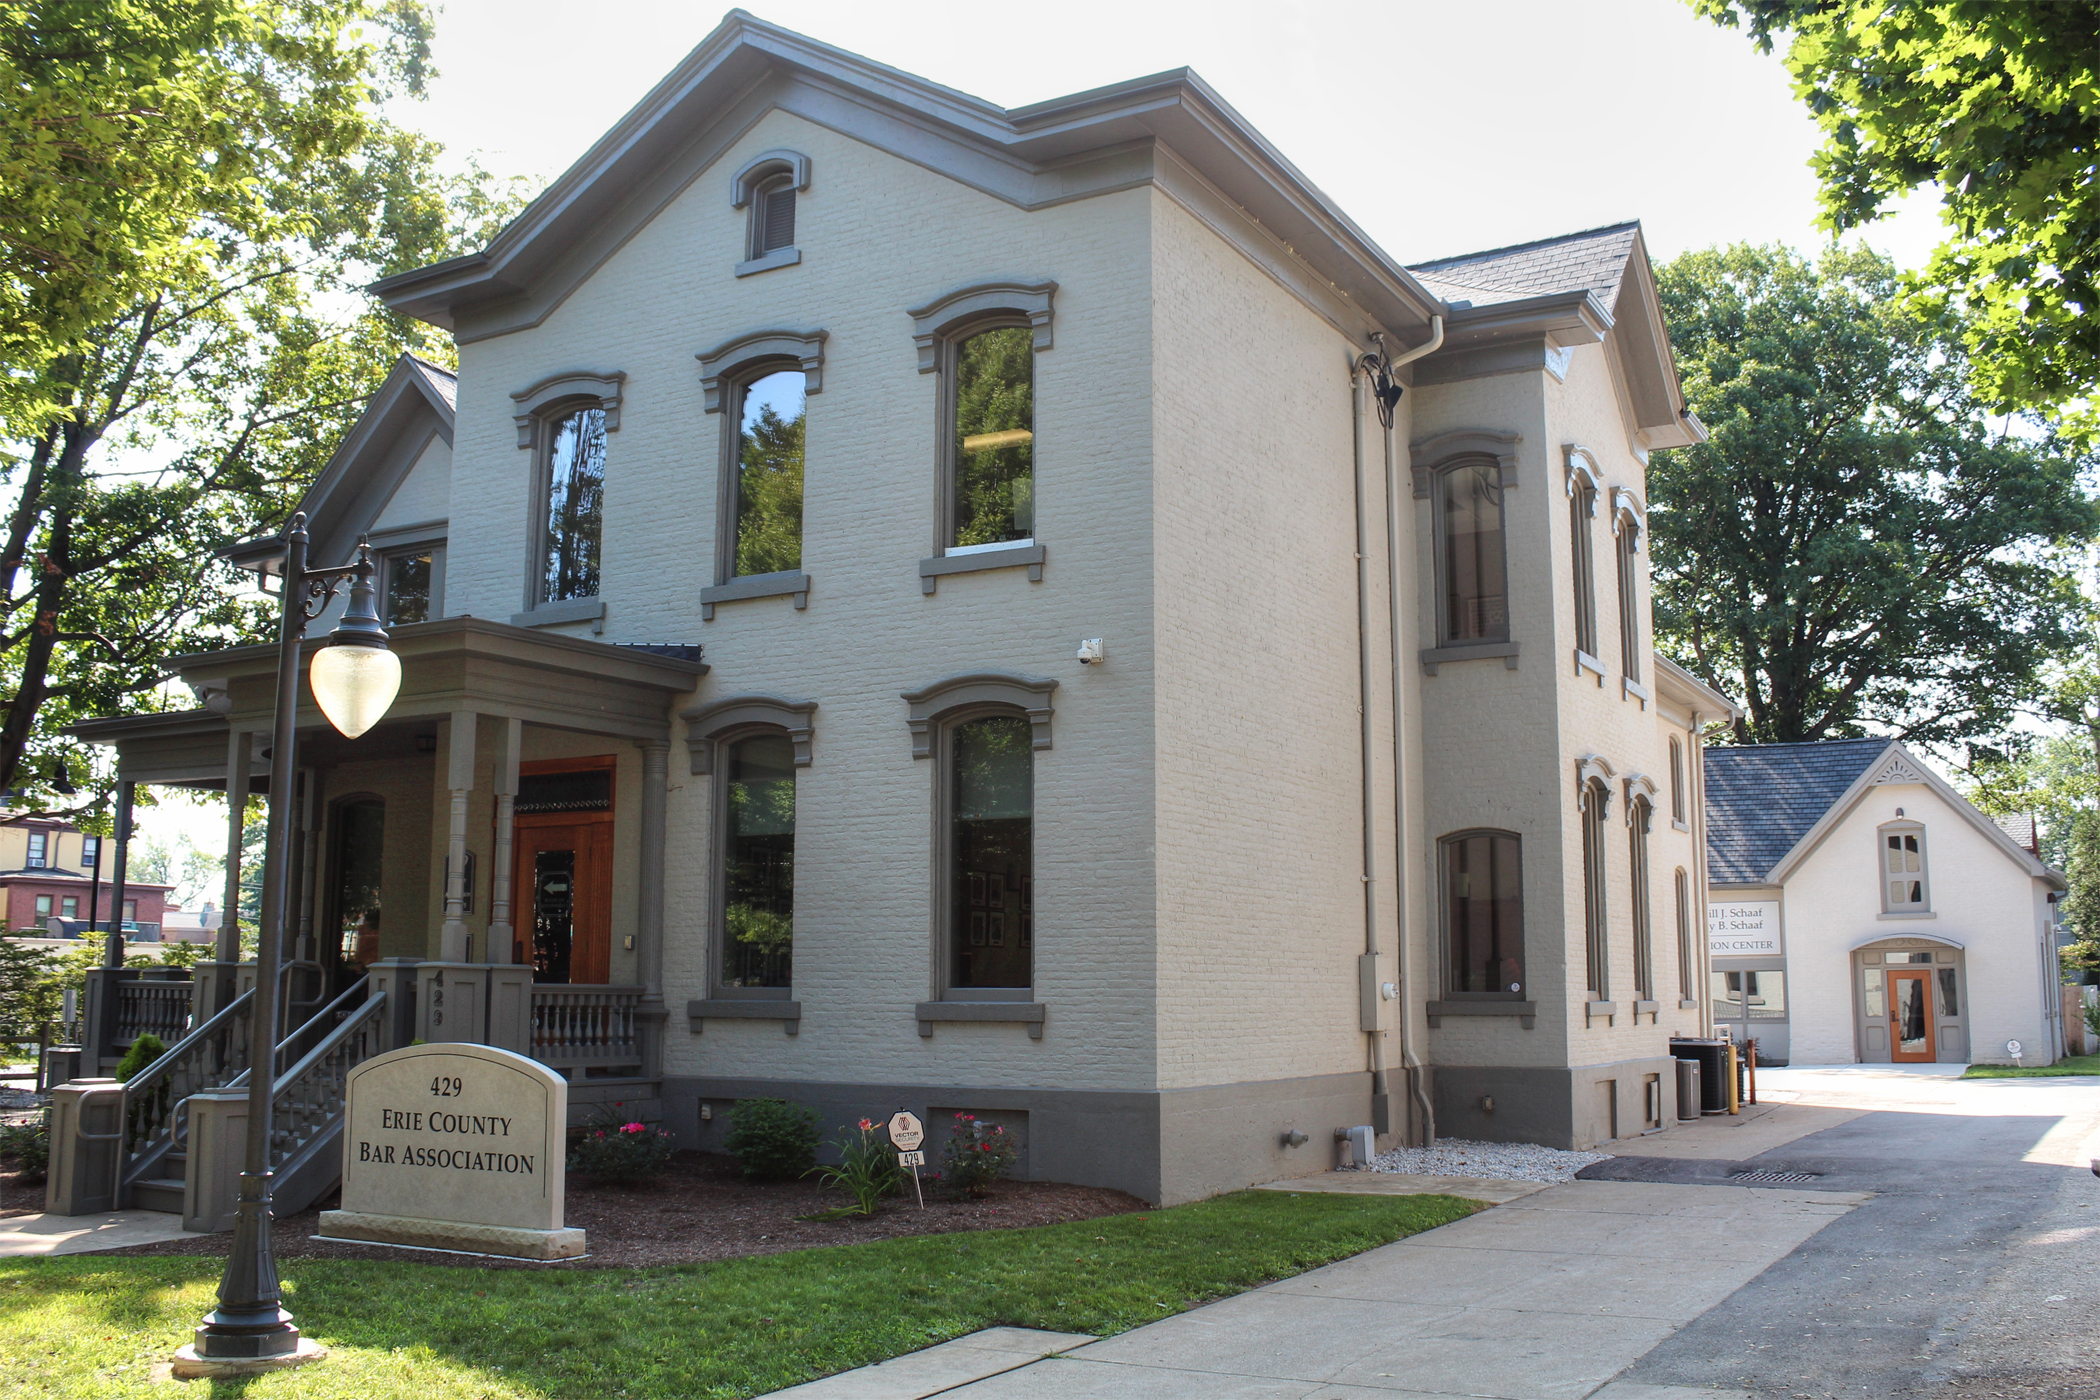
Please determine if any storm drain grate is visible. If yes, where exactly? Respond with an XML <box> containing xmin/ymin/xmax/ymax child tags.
<box><xmin>1727</xmin><ymin>1169</ymin><xmax>1823</xmax><ymax>1183</ymax></box>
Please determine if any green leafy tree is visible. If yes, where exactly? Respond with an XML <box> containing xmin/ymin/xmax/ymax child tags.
<box><xmin>733</xmin><ymin>402</ymin><xmax>805</xmax><ymax>576</ymax></box>
<box><xmin>0</xmin><ymin>3</ymin><xmax>531</xmax><ymax>815</ymax></box>
<box><xmin>1691</xmin><ymin>1</ymin><xmax>2100</xmax><ymax>442</ymax></box>
<box><xmin>1651</xmin><ymin>243</ymin><xmax>2098</xmax><ymax>745</ymax></box>
<box><xmin>0</xmin><ymin>936</ymin><xmax>61</xmax><ymax>1037</ymax></box>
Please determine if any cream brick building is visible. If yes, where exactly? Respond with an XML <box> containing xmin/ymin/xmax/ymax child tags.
<box><xmin>78</xmin><ymin>14</ymin><xmax>1740</xmax><ymax>1205</ymax></box>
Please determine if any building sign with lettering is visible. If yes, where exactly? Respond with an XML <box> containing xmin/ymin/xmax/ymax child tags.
<box><xmin>1708</xmin><ymin>900</ymin><xmax>1783</xmax><ymax>957</ymax></box>
<box><xmin>326</xmin><ymin>1042</ymin><xmax>574</xmax><ymax>1251</ymax></box>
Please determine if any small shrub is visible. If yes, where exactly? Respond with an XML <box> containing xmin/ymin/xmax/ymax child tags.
<box><xmin>725</xmin><ymin>1097</ymin><xmax>819</xmax><ymax>1181</ymax></box>
<box><xmin>2084</xmin><ymin>998</ymin><xmax>2099</xmax><ymax>1043</ymax></box>
<box><xmin>0</xmin><ymin>1110</ymin><xmax>50</xmax><ymax>1183</ymax></box>
<box><xmin>804</xmin><ymin>1118</ymin><xmax>902</xmax><ymax>1218</ymax></box>
<box><xmin>568</xmin><ymin>1113</ymin><xmax>677</xmax><ymax>1184</ymax></box>
<box><xmin>114</xmin><ymin>1033</ymin><xmax>166</xmax><ymax>1083</ymax></box>
<box><xmin>939</xmin><ymin>1112</ymin><xmax>1017</xmax><ymax>1197</ymax></box>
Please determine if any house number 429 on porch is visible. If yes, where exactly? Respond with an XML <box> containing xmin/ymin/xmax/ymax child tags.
<box><xmin>430</xmin><ymin>1076</ymin><xmax>464</xmax><ymax>1098</ymax></box>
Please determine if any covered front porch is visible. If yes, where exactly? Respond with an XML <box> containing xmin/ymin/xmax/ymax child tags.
<box><xmin>70</xmin><ymin>616</ymin><xmax>707</xmax><ymax>1107</ymax></box>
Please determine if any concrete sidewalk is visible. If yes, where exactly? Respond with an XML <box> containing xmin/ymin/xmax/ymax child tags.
<box><xmin>0</xmin><ymin>1209</ymin><xmax>193</xmax><ymax>1258</ymax></box>
<box><xmin>782</xmin><ymin>1179</ymin><xmax>1866</xmax><ymax>1399</ymax></box>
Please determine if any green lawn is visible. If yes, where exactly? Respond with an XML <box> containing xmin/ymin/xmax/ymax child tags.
<box><xmin>0</xmin><ymin>1188</ymin><xmax>1475</xmax><ymax>1399</ymax></box>
<box><xmin>1963</xmin><ymin>1052</ymin><xmax>2100</xmax><ymax>1078</ymax></box>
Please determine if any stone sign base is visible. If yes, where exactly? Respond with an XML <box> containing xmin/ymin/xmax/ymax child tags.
<box><xmin>170</xmin><ymin>1338</ymin><xmax>328</xmax><ymax>1379</ymax></box>
<box><xmin>318</xmin><ymin>1208</ymin><xmax>586</xmax><ymax>1261</ymax></box>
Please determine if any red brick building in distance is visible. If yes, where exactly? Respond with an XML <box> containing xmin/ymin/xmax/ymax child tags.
<box><xmin>0</xmin><ymin>814</ymin><xmax>172</xmax><ymax>937</ymax></box>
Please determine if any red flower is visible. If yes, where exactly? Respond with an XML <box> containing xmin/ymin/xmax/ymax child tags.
<box><xmin>858</xmin><ymin>1118</ymin><xmax>874</xmax><ymax>1131</ymax></box>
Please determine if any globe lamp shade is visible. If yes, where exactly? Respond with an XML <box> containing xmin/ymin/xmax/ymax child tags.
<box><xmin>310</xmin><ymin>642</ymin><xmax>401</xmax><ymax>739</ymax></box>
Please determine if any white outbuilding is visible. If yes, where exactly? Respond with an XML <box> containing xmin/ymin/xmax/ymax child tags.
<box><xmin>1704</xmin><ymin>739</ymin><xmax>2067</xmax><ymax>1067</ymax></box>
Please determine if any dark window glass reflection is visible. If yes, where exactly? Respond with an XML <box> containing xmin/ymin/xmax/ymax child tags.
<box><xmin>722</xmin><ymin>733</ymin><xmax>795</xmax><ymax>989</ymax></box>
<box><xmin>542</xmin><ymin>407</ymin><xmax>605</xmax><ymax>603</ymax></box>
<box><xmin>531</xmin><ymin>849</ymin><xmax>576</xmax><ymax>983</ymax></box>
<box><xmin>1937</xmin><ymin>967</ymin><xmax>1959</xmax><ymax>1017</ymax></box>
<box><xmin>1440</xmin><ymin>461</ymin><xmax>1508</xmax><ymax>641</ymax></box>
<box><xmin>333</xmin><ymin>800</ymin><xmax>384</xmax><ymax>965</ymax></box>
<box><xmin>951</xmin><ymin>715</ymin><xmax>1032</xmax><ymax>989</ymax></box>
<box><xmin>385</xmin><ymin>552</ymin><xmax>432</xmax><ymax>625</ymax></box>
<box><xmin>1444</xmin><ymin>831</ymin><xmax>1523</xmax><ymax>995</ymax></box>
<box><xmin>953</xmin><ymin>327</ymin><xmax>1034</xmax><ymax>548</ymax></box>
<box><xmin>733</xmin><ymin>371</ymin><xmax>805</xmax><ymax>577</ymax></box>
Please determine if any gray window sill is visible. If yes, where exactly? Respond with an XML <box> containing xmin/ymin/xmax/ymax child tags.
<box><xmin>1672</xmin><ymin>819</ymin><xmax>1691</xmax><ymax>833</ymax></box>
<box><xmin>511</xmin><ymin>597</ymin><xmax>605</xmax><ymax>631</ymax></box>
<box><xmin>1420</xmin><ymin>640</ymin><xmax>1519</xmax><ymax>675</ymax></box>
<box><xmin>1634</xmin><ymin>999</ymin><xmax>1660</xmax><ymax>1022</ymax></box>
<box><xmin>1679</xmin><ymin>998</ymin><xmax>1700</xmax><ymax>1010</ymax></box>
<box><xmin>1878</xmin><ymin>910</ymin><xmax>1935</xmax><ymax>920</ymax></box>
<box><xmin>915</xmin><ymin>1000</ymin><xmax>1045</xmax><ymax>1039</ymax></box>
<box><xmin>1425</xmin><ymin>999</ymin><xmax>1536</xmax><ymax>1029</ymax></box>
<box><xmin>1623</xmin><ymin>675</ymin><xmax>1652</xmax><ymax>707</ymax></box>
<box><xmin>688</xmin><ymin>998</ymin><xmax>802</xmax><ymax>1035</ymax></box>
<box><xmin>1575</xmin><ymin>649</ymin><xmax>1606</xmax><ymax>681</ymax></box>
<box><xmin>701</xmin><ymin>570</ymin><xmax>810</xmax><ymax>620</ymax></box>
<box><xmin>1585</xmin><ymin>999</ymin><xmax>1617</xmax><ymax>1026</ymax></box>
<box><xmin>919</xmin><ymin>542</ymin><xmax>1045</xmax><ymax>595</ymax></box>
<box><xmin>735</xmin><ymin>246</ymin><xmax>801</xmax><ymax>277</ymax></box>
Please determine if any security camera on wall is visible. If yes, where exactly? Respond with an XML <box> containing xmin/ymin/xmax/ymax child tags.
<box><xmin>1076</xmin><ymin>638</ymin><xmax>1105</xmax><ymax>665</ymax></box>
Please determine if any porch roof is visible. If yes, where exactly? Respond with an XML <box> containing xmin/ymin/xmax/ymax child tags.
<box><xmin>71</xmin><ymin>617</ymin><xmax>708</xmax><ymax>785</ymax></box>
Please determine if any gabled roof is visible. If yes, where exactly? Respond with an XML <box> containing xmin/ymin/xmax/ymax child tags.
<box><xmin>226</xmin><ymin>353</ymin><xmax>455</xmax><ymax>577</ymax></box>
<box><xmin>371</xmin><ymin>10</ymin><xmax>1443</xmax><ymax>344</ymax></box>
<box><xmin>1705</xmin><ymin>738</ymin><xmax>2063</xmax><ymax>889</ymax></box>
<box><xmin>1408</xmin><ymin>222</ymin><xmax>1641</xmax><ymax>308</ymax></box>
<box><xmin>1704</xmin><ymin>739</ymin><xmax>1889</xmax><ymax>884</ymax></box>
<box><xmin>1995</xmin><ymin>813</ymin><xmax>2039</xmax><ymax>854</ymax></box>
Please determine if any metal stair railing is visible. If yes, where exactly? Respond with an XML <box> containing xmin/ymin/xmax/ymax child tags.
<box><xmin>263</xmin><ymin>982</ymin><xmax>389</xmax><ymax>1216</ymax></box>
<box><xmin>115</xmin><ymin>989</ymin><xmax>254</xmax><ymax>1204</ymax></box>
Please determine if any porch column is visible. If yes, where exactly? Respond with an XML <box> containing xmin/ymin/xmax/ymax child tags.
<box><xmin>104</xmin><ymin>781</ymin><xmax>134</xmax><ymax>968</ymax></box>
<box><xmin>295</xmin><ymin>768</ymin><xmax>319</xmax><ymax>963</ymax></box>
<box><xmin>488</xmin><ymin>718</ymin><xmax>521</xmax><ymax>964</ymax></box>
<box><xmin>441</xmin><ymin>709</ymin><xmax>476</xmax><ymax>962</ymax></box>
<box><xmin>218</xmin><ymin>730</ymin><xmax>250</xmax><ymax>965</ymax></box>
<box><xmin>636</xmin><ymin>739</ymin><xmax>669</xmax><ymax>1077</ymax></box>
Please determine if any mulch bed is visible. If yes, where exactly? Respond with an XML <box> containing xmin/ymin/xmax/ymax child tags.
<box><xmin>2</xmin><ymin>1150</ymin><xmax>1149</xmax><ymax>1270</ymax></box>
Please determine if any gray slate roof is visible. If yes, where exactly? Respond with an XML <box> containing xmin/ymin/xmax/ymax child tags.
<box><xmin>1703</xmin><ymin>738</ymin><xmax>1892</xmax><ymax>884</ymax></box>
<box><xmin>1994</xmin><ymin>813</ymin><xmax>2038</xmax><ymax>853</ymax></box>
<box><xmin>409</xmin><ymin>356</ymin><xmax>457</xmax><ymax>409</ymax></box>
<box><xmin>1406</xmin><ymin>221</ymin><xmax>1640</xmax><ymax>308</ymax></box>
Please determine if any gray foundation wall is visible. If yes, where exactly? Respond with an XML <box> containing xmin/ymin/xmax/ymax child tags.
<box><xmin>1432</xmin><ymin>1055</ymin><xmax>1680</xmax><ymax>1150</ymax></box>
<box><xmin>661</xmin><ymin>1069</ymin><xmax>1378</xmax><ymax>1205</ymax></box>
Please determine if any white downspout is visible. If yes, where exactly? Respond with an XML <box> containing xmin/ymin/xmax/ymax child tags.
<box><xmin>1350</xmin><ymin>357</ymin><xmax>1390</xmax><ymax>1130</ymax></box>
<box><xmin>1377</xmin><ymin>317</ymin><xmax>1442</xmax><ymax>1147</ymax></box>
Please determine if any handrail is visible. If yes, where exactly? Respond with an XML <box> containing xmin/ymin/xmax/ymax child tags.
<box><xmin>271</xmin><ymin>977</ymin><xmax>369</xmax><ymax>1078</ymax></box>
<box><xmin>115</xmin><ymin>987</ymin><xmax>255</xmax><ymax>1200</ymax></box>
<box><xmin>272</xmin><ymin>988</ymin><xmax>383</xmax><ymax>1099</ymax></box>
<box><xmin>265</xmin><ymin>988</ymin><xmax>386</xmax><ymax>1180</ymax></box>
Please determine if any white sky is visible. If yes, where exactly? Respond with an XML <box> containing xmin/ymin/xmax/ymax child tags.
<box><xmin>138</xmin><ymin>0</ymin><xmax>1949</xmax><ymax>861</ymax></box>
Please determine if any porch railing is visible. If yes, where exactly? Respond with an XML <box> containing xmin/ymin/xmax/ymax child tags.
<box><xmin>114</xmin><ymin>978</ymin><xmax>193</xmax><ymax>1051</ymax></box>
<box><xmin>530</xmin><ymin>984</ymin><xmax>651</xmax><ymax>1079</ymax></box>
<box><xmin>116</xmin><ymin>988</ymin><xmax>253</xmax><ymax>1202</ymax></box>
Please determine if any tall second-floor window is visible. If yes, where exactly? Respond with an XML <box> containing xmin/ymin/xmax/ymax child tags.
<box><xmin>1570</xmin><ymin>480</ymin><xmax>1598</xmax><ymax>658</ymax></box>
<box><xmin>1883</xmin><ymin>824</ymin><xmax>1928</xmax><ymax>910</ymax></box>
<box><xmin>1615</xmin><ymin>508</ymin><xmax>1641</xmax><ymax>683</ymax></box>
<box><xmin>26</xmin><ymin>831</ymin><xmax>46</xmax><ymax>867</ymax></box>
<box><xmin>951</xmin><ymin>326</ymin><xmax>1034</xmax><ymax>550</ymax></box>
<box><xmin>1442</xmin><ymin>830</ymin><xmax>1524</xmax><ymax>996</ymax></box>
<box><xmin>541</xmin><ymin>406</ymin><xmax>606</xmax><ymax>603</ymax></box>
<box><xmin>1669</xmin><ymin>737</ymin><xmax>1686</xmax><ymax>826</ymax></box>
<box><xmin>80</xmin><ymin>835</ymin><xmax>99</xmax><ymax>870</ymax></box>
<box><xmin>1675</xmin><ymin>867</ymin><xmax>1694</xmax><ymax>1001</ymax></box>
<box><xmin>384</xmin><ymin>551</ymin><xmax>435</xmax><ymax>625</ymax></box>
<box><xmin>731</xmin><ymin>370</ymin><xmax>806</xmax><ymax>577</ymax></box>
<box><xmin>1438</xmin><ymin>460</ymin><xmax>1509</xmax><ymax>643</ymax></box>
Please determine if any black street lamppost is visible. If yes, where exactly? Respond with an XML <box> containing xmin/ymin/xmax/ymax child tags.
<box><xmin>182</xmin><ymin>512</ymin><xmax>400</xmax><ymax>1373</ymax></box>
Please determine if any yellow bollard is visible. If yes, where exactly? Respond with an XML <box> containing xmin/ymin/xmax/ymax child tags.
<box><xmin>1726</xmin><ymin>1041</ymin><xmax>1740</xmax><ymax>1115</ymax></box>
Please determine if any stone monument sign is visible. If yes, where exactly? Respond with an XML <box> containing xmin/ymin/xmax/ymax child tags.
<box><xmin>317</xmin><ymin>1043</ymin><xmax>583</xmax><ymax>1260</ymax></box>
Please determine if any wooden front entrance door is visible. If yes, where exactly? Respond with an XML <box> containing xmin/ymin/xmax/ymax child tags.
<box><xmin>1887</xmin><ymin>969</ymin><xmax>1936</xmax><ymax>1062</ymax></box>
<box><xmin>514</xmin><ymin>822</ymin><xmax>612</xmax><ymax>983</ymax></box>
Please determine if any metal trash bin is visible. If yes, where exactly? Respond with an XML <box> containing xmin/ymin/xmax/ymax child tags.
<box><xmin>1670</xmin><ymin>1037</ymin><xmax>1730</xmax><ymax>1114</ymax></box>
<box><xmin>1674</xmin><ymin>1056</ymin><xmax>1701</xmax><ymax>1121</ymax></box>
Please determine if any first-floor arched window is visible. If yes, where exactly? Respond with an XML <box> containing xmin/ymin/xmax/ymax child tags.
<box><xmin>1441</xmin><ymin>830</ymin><xmax>1524</xmax><ymax>996</ymax></box>
<box><xmin>949</xmin><ymin>713</ymin><xmax>1033</xmax><ymax>991</ymax></box>
<box><xmin>721</xmin><ymin>732</ymin><xmax>796</xmax><ymax>990</ymax></box>
<box><xmin>1629</xmin><ymin>796</ymin><xmax>1654</xmax><ymax>1000</ymax></box>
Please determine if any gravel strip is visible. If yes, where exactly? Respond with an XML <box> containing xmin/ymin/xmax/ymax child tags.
<box><xmin>1361</xmin><ymin>1137</ymin><xmax>1610</xmax><ymax>1183</ymax></box>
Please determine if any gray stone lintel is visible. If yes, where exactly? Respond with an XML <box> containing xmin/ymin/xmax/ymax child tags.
<box><xmin>1424</xmin><ymin>999</ymin><xmax>1537</xmax><ymax>1030</ymax></box>
<box><xmin>687</xmin><ymin>999</ymin><xmax>802</xmax><ymax>1035</ymax></box>
<box><xmin>699</xmin><ymin>569</ymin><xmax>811</xmax><ymax>619</ymax></box>
<box><xmin>510</xmin><ymin>370</ymin><xmax>624</xmax><ymax>447</ymax></box>
<box><xmin>680</xmin><ymin>694</ymin><xmax>818</xmax><ymax>775</ymax></box>
<box><xmin>907</xmin><ymin>280</ymin><xmax>1056</xmax><ymax>372</ymax></box>
<box><xmin>1420</xmin><ymin>640</ymin><xmax>1520</xmax><ymax>675</ymax></box>
<box><xmin>728</xmin><ymin>149</ymin><xmax>811</xmax><ymax>208</ymax></box>
<box><xmin>918</xmin><ymin>542</ymin><xmax>1045</xmax><ymax>593</ymax></box>
<box><xmin>915</xmin><ymin>1001</ymin><xmax>1046</xmax><ymax>1039</ymax></box>
<box><xmin>695</xmin><ymin>331</ymin><xmax>826</xmax><ymax>413</ymax></box>
<box><xmin>510</xmin><ymin>596</ymin><xmax>605</xmax><ymax>631</ymax></box>
<box><xmin>901</xmin><ymin>671</ymin><xmax>1058</xmax><ymax>758</ymax></box>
